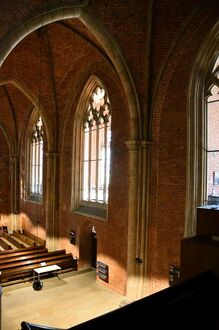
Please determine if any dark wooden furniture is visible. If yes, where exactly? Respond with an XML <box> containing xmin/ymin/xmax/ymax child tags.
<box><xmin>22</xmin><ymin>230</ymin><xmax>46</xmax><ymax>247</ymax></box>
<box><xmin>3</xmin><ymin>232</ymin><xmax>25</xmax><ymax>249</ymax></box>
<box><xmin>13</xmin><ymin>230</ymin><xmax>37</xmax><ymax>247</ymax></box>
<box><xmin>180</xmin><ymin>206</ymin><xmax>219</xmax><ymax>281</ymax></box>
<box><xmin>0</xmin><ymin>248</ymin><xmax>77</xmax><ymax>285</ymax></box>
<box><xmin>180</xmin><ymin>234</ymin><xmax>219</xmax><ymax>280</ymax></box>
<box><xmin>197</xmin><ymin>206</ymin><xmax>219</xmax><ymax>235</ymax></box>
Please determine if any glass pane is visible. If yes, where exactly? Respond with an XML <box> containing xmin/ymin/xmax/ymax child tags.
<box><xmin>90</xmin><ymin>160</ymin><xmax>96</xmax><ymax>201</ymax></box>
<box><xmin>105</xmin><ymin>154</ymin><xmax>110</xmax><ymax>203</ymax></box>
<box><xmin>91</xmin><ymin>125</ymin><xmax>97</xmax><ymax>161</ymax></box>
<box><xmin>98</xmin><ymin>159</ymin><xmax>104</xmax><ymax>203</ymax></box>
<box><xmin>207</xmin><ymin>151</ymin><xmax>219</xmax><ymax>204</ymax></box>
<box><xmin>208</xmin><ymin>99</ymin><xmax>219</xmax><ymax>150</ymax></box>
<box><xmin>32</xmin><ymin>143</ymin><xmax>35</xmax><ymax>166</ymax></box>
<box><xmin>84</xmin><ymin>130</ymin><xmax>89</xmax><ymax>161</ymax></box>
<box><xmin>208</xmin><ymin>85</ymin><xmax>219</xmax><ymax>103</ymax></box>
<box><xmin>31</xmin><ymin>165</ymin><xmax>35</xmax><ymax>193</ymax></box>
<box><xmin>98</xmin><ymin>125</ymin><xmax>105</xmax><ymax>160</ymax></box>
<box><xmin>82</xmin><ymin>161</ymin><xmax>89</xmax><ymax>201</ymax></box>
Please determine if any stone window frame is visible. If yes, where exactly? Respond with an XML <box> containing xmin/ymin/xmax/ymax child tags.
<box><xmin>25</xmin><ymin>111</ymin><xmax>44</xmax><ymax>203</ymax></box>
<box><xmin>186</xmin><ymin>25</ymin><xmax>219</xmax><ymax>237</ymax></box>
<box><xmin>72</xmin><ymin>76</ymin><xmax>111</xmax><ymax>221</ymax></box>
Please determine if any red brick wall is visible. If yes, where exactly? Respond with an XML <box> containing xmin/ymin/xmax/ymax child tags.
<box><xmin>147</xmin><ymin>0</ymin><xmax>219</xmax><ymax>293</ymax></box>
<box><xmin>0</xmin><ymin>0</ymin><xmax>218</xmax><ymax>296</ymax></box>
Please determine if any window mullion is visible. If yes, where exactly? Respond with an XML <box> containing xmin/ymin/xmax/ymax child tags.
<box><xmin>88</xmin><ymin>127</ymin><xmax>92</xmax><ymax>202</ymax></box>
<box><xmin>104</xmin><ymin>123</ymin><xmax>107</xmax><ymax>203</ymax></box>
<box><xmin>96</xmin><ymin>125</ymin><xmax>99</xmax><ymax>202</ymax></box>
<box><xmin>34</xmin><ymin>141</ymin><xmax>37</xmax><ymax>194</ymax></box>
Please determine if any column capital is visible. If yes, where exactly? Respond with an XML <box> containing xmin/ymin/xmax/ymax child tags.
<box><xmin>141</xmin><ymin>140</ymin><xmax>152</xmax><ymax>149</ymax></box>
<box><xmin>126</xmin><ymin>140</ymin><xmax>152</xmax><ymax>151</ymax></box>
<box><xmin>45</xmin><ymin>152</ymin><xmax>59</xmax><ymax>159</ymax></box>
<box><xmin>125</xmin><ymin>140</ymin><xmax>140</xmax><ymax>151</ymax></box>
<box><xmin>10</xmin><ymin>156</ymin><xmax>18</xmax><ymax>163</ymax></box>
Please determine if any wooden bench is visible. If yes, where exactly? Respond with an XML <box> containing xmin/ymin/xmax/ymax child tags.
<box><xmin>22</xmin><ymin>229</ymin><xmax>46</xmax><ymax>247</ymax></box>
<box><xmin>0</xmin><ymin>249</ymin><xmax>65</xmax><ymax>266</ymax></box>
<box><xmin>0</xmin><ymin>238</ymin><xmax>12</xmax><ymax>250</ymax></box>
<box><xmin>13</xmin><ymin>230</ymin><xmax>37</xmax><ymax>247</ymax></box>
<box><xmin>0</xmin><ymin>251</ymin><xmax>77</xmax><ymax>284</ymax></box>
<box><xmin>3</xmin><ymin>232</ymin><xmax>25</xmax><ymax>248</ymax></box>
<box><xmin>0</xmin><ymin>246</ymin><xmax>46</xmax><ymax>256</ymax></box>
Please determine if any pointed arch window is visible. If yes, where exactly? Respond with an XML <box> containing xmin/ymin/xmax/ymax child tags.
<box><xmin>28</xmin><ymin>116</ymin><xmax>44</xmax><ymax>200</ymax></box>
<box><xmin>206</xmin><ymin>65</ymin><xmax>219</xmax><ymax>204</ymax></box>
<box><xmin>82</xmin><ymin>86</ymin><xmax>111</xmax><ymax>204</ymax></box>
<box><xmin>187</xmin><ymin>30</ymin><xmax>219</xmax><ymax>237</ymax></box>
<box><xmin>72</xmin><ymin>81</ymin><xmax>111</xmax><ymax>219</ymax></box>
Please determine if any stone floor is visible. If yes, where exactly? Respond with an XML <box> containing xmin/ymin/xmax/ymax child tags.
<box><xmin>2</xmin><ymin>269</ymin><xmax>127</xmax><ymax>330</ymax></box>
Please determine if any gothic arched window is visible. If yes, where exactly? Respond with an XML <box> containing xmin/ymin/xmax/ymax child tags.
<box><xmin>206</xmin><ymin>65</ymin><xmax>219</xmax><ymax>204</ymax></box>
<box><xmin>28</xmin><ymin>115</ymin><xmax>44</xmax><ymax>200</ymax></box>
<box><xmin>82</xmin><ymin>86</ymin><xmax>111</xmax><ymax>204</ymax></box>
<box><xmin>187</xmin><ymin>48</ymin><xmax>219</xmax><ymax>236</ymax></box>
<box><xmin>72</xmin><ymin>80</ymin><xmax>111</xmax><ymax>219</ymax></box>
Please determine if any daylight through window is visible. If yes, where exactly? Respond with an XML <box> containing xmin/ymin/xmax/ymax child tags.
<box><xmin>82</xmin><ymin>86</ymin><xmax>111</xmax><ymax>204</ymax></box>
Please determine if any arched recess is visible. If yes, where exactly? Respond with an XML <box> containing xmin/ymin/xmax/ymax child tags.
<box><xmin>0</xmin><ymin>77</ymin><xmax>55</xmax><ymax>243</ymax></box>
<box><xmin>71</xmin><ymin>75</ymin><xmax>110</xmax><ymax>215</ymax></box>
<box><xmin>0</xmin><ymin>123</ymin><xmax>13</xmax><ymax>228</ymax></box>
<box><xmin>0</xmin><ymin>3</ymin><xmax>142</xmax><ymax>297</ymax></box>
<box><xmin>186</xmin><ymin>21</ymin><xmax>219</xmax><ymax>237</ymax></box>
<box><xmin>0</xmin><ymin>76</ymin><xmax>53</xmax><ymax>150</ymax></box>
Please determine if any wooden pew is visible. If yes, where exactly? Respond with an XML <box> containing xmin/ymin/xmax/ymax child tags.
<box><xmin>0</xmin><ymin>238</ymin><xmax>12</xmax><ymax>250</ymax></box>
<box><xmin>22</xmin><ymin>230</ymin><xmax>46</xmax><ymax>247</ymax></box>
<box><xmin>3</xmin><ymin>232</ymin><xmax>25</xmax><ymax>248</ymax></box>
<box><xmin>0</xmin><ymin>250</ymin><xmax>67</xmax><ymax>270</ymax></box>
<box><xmin>0</xmin><ymin>246</ymin><xmax>47</xmax><ymax>256</ymax></box>
<box><xmin>0</xmin><ymin>250</ymin><xmax>65</xmax><ymax>265</ymax></box>
<box><xmin>0</xmin><ymin>252</ymin><xmax>77</xmax><ymax>284</ymax></box>
<box><xmin>13</xmin><ymin>230</ymin><xmax>37</xmax><ymax>247</ymax></box>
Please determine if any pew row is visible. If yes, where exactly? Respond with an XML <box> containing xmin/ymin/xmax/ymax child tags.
<box><xmin>22</xmin><ymin>230</ymin><xmax>46</xmax><ymax>247</ymax></box>
<box><xmin>0</xmin><ymin>237</ymin><xmax>12</xmax><ymax>250</ymax></box>
<box><xmin>13</xmin><ymin>230</ymin><xmax>38</xmax><ymax>247</ymax></box>
<box><xmin>0</xmin><ymin>246</ymin><xmax>46</xmax><ymax>256</ymax></box>
<box><xmin>0</xmin><ymin>250</ymin><xmax>77</xmax><ymax>285</ymax></box>
<box><xmin>3</xmin><ymin>232</ymin><xmax>25</xmax><ymax>249</ymax></box>
<box><xmin>0</xmin><ymin>249</ymin><xmax>65</xmax><ymax>266</ymax></box>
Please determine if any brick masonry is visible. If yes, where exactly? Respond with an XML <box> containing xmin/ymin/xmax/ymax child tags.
<box><xmin>0</xmin><ymin>0</ymin><xmax>218</xmax><ymax>296</ymax></box>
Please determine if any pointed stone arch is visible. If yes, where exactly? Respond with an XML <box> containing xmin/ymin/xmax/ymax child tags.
<box><xmin>187</xmin><ymin>21</ymin><xmax>219</xmax><ymax>236</ymax></box>
<box><xmin>0</xmin><ymin>3</ymin><xmax>142</xmax><ymax>297</ymax></box>
<box><xmin>0</xmin><ymin>76</ymin><xmax>53</xmax><ymax>151</ymax></box>
<box><xmin>71</xmin><ymin>74</ymin><xmax>110</xmax><ymax>215</ymax></box>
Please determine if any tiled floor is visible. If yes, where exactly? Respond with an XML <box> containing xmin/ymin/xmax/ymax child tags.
<box><xmin>2</xmin><ymin>269</ymin><xmax>126</xmax><ymax>330</ymax></box>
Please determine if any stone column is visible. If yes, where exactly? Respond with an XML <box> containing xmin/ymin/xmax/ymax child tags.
<box><xmin>125</xmin><ymin>140</ymin><xmax>141</xmax><ymax>300</ymax></box>
<box><xmin>10</xmin><ymin>156</ymin><xmax>19</xmax><ymax>231</ymax></box>
<box><xmin>0</xmin><ymin>286</ymin><xmax>2</xmax><ymax>330</ymax></box>
<box><xmin>138</xmin><ymin>140</ymin><xmax>152</xmax><ymax>296</ymax></box>
<box><xmin>45</xmin><ymin>152</ymin><xmax>59</xmax><ymax>251</ymax></box>
<box><xmin>125</xmin><ymin>140</ymin><xmax>151</xmax><ymax>300</ymax></box>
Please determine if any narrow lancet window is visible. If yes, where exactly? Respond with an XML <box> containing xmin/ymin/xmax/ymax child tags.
<box><xmin>82</xmin><ymin>86</ymin><xmax>111</xmax><ymax>204</ymax></box>
<box><xmin>29</xmin><ymin>116</ymin><xmax>44</xmax><ymax>198</ymax></box>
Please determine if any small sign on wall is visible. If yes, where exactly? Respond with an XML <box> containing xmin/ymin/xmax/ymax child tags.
<box><xmin>69</xmin><ymin>230</ymin><xmax>76</xmax><ymax>245</ymax></box>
